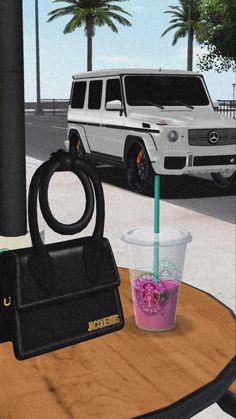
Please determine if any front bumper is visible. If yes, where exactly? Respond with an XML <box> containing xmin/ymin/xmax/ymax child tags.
<box><xmin>152</xmin><ymin>153</ymin><xmax>236</xmax><ymax>175</ymax></box>
<box><xmin>151</xmin><ymin>128</ymin><xmax>236</xmax><ymax>175</ymax></box>
<box><xmin>164</xmin><ymin>154</ymin><xmax>235</xmax><ymax>171</ymax></box>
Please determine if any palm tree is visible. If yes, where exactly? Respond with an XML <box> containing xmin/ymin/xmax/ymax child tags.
<box><xmin>47</xmin><ymin>0</ymin><xmax>132</xmax><ymax>71</ymax></box>
<box><xmin>161</xmin><ymin>0</ymin><xmax>200</xmax><ymax>71</ymax></box>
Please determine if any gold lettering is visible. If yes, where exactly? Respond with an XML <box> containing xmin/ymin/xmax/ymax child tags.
<box><xmin>88</xmin><ymin>314</ymin><xmax>120</xmax><ymax>332</ymax></box>
<box><xmin>108</xmin><ymin>316</ymin><xmax>113</xmax><ymax>325</ymax></box>
<box><xmin>88</xmin><ymin>321</ymin><xmax>94</xmax><ymax>332</ymax></box>
<box><xmin>114</xmin><ymin>314</ymin><xmax>120</xmax><ymax>324</ymax></box>
<box><xmin>103</xmin><ymin>317</ymin><xmax>110</xmax><ymax>326</ymax></box>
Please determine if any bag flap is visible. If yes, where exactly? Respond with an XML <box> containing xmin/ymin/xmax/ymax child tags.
<box><xmin>11</xmin><ymin>237</ymin><xmax>120</xmax><ymax>309</ymax></box>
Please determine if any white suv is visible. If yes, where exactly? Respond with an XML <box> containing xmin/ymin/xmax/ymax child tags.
<box><xmin>67</xmin><ymin>68</ymin><xmax>236</xmax><ymax>193</ymax></box>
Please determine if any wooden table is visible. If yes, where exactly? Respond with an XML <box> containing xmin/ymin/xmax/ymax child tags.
<box><xmin>0</xmin><ymin>268</ymin><xmax>235</xmax><ymax>419</ymax></box>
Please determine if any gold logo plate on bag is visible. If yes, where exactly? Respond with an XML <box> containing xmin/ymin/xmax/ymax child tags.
<box><xmin>88</xmin><ymin>314</ymin><xmax>120</xmax><ymax>332</ymax></box>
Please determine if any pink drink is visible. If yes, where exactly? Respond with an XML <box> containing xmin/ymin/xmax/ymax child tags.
<box><xmin>132</xmin><ymin>275</ymin><xmax>180</xmax><ymax>331</ymax></box>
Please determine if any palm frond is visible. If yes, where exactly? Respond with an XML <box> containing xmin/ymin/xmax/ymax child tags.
<box><xmin>162</xmin><ymin>0</ymin><xmax>198</xmax><ymax>45</ymax></box>
<box><xmin>161</xmin><ymin>22</ymin><xmax>185</xmax><ymax>38</ymax></box>
<box><xmin>102</xmin><ymin>10</ymin><xmax>132</xmax><ymax>26</ymax></box>
<box><xmin>164</xmin><ymin>6</ymin><xmax>181</xmax><ymax>13</ymax></box>
<box><xmin>92</xmin><ymin>6</ymin><xmax>131</xmax><ymax>28</ymax></box>
<box><xmin>101</xmin><ymin>4</ymin><xmax>132</xmax><ymax>17</ymax></box>
<box><xmin>168</xmin><ymin>17</ymin><xmax>185</xmax><ymax>24</ymax></box>
<box><xmin>47</xmin><ymin>6</ymin><xmax>78</xmax><ymax>22</ymax></box>
<box><xmin>94</xmin><ymin>14</ymin><xmax>118</xmax><ymax>32</ymax></box>
<box><xmin>100</xmin><ymin>0</ymin><xmax>130</xmax><ymax>3</ymax></box>
<box><xmin>51</xmin><ymin>0</ymin><xmax>79</xmax><ymax>3</ymax></box>
<box><xmin>164</xmin><ymin>9</ymin><xmax>185</xmax><ymax>19</ymax></box>
<box><xmin>172</xmin><ymin>27</ymin><xmax>187</xmax><ymax>45</ymax></box>
<box><xmin>47</xmin><ymin>0</ymin><xmax>132</xmax><ymax>50</ymax></box>
<box><xmin>63</xmin><ymin>13</ymin><xmax>84</xmax><ymax>33</ymax></box>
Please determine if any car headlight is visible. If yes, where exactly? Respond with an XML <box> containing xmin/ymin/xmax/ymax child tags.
<box><xmin>168</xmin><ymin>130</ymin><xmax>179</xmax><ymax>142</ymax></box>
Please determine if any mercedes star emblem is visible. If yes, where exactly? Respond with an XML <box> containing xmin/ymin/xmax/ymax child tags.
<box><xmin>208</xmin><ymin>130</ymin><xmax>220</xmax><ymax>144</ymax></box>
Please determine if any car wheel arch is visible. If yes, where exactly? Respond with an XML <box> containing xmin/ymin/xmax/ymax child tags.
<box><xmin>124</xmin><ymin>135</ymin><xmax>148</xmax><ymax>168</ymax></box>
<box><xmin>68</xmin><ymin>128</ymin><xmax>86</xmax><ymax>159</ymax></box>
<box><xmin>68</xmin><ymin>129</ymin><xmax>81</xmax><ymax>145</ymax></box>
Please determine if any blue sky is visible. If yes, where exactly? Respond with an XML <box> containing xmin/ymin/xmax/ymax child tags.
<box><xmin>23</xmin><ymin>0</ymin><xmax>236</xmax><ymax>101</ymax></box>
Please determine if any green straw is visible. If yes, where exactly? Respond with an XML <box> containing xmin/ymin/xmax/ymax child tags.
<box><xmin>153</xmin><ymin>175</ymin><xmax>160</xmax><ymax>283</ymax></box>
<box><xmin>0</xmin><ymin>248</ymin><xmax>8</xmax><ymax>253</ymax></box>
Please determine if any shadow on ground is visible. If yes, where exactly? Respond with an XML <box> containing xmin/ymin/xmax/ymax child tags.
<box><xmin>97</xmin><ymin>166</ymin><xmax>236</xmax><ymax>224</ymax></box>
<box><xmin>97</xmin><ymin>166</ymin><xmax>235</xmax><ymax>199</ymax></box>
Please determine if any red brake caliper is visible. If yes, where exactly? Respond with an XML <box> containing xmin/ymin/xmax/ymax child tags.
<box><xmin>136</xmin><ymin>149</ymin><xmax>144</xmax><ymax>165</ymax></box>
<box><xmin>76</xmin><ymin>139</ymin><xmax>81</xmax><ymax>151</ymax></box>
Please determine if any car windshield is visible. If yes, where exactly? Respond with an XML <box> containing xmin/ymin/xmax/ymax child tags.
<box><xmin>124</xmin><ymin>75</ymin><xmax>209</xmax><ymax>107</ymax></box>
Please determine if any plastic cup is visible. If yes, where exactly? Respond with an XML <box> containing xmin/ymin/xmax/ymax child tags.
<box><xmin>121</xmin><ymin>227</ymin><xmax>192</xmax><ymax>331</ymax></box>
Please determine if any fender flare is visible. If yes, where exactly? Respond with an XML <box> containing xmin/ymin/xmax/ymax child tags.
<box><xmin>68</xmin><ymin>129</ymin><xmax>80</xmax><ymax>146</ymax></box>
<box><xmin>68</xmin><ymin>127</ymin><xmax>90</xmax><ymax>153</ymax></box>
<box><xmin>124</xmin><ymin>136</ymin><xmax>145</xmax><ymax>168</ymax></box>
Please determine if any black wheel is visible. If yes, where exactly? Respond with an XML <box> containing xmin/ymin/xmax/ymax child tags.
<box><xmin>69</xmin><ymin>135</ymin><xmax>85</xmax><ymax>159</ymax></box>
<box><xmin>126</xmin><ymin>142</ymin><xmax>154</xmax><ymax>193</ymax></box>
<box><xmin>211</xmin><ymin>171</ymin><xmax>235</xmax><ymax>188</ymax></box>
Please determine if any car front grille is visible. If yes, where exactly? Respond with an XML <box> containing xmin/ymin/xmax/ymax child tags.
<box><xmin>188</xmin><ymin>128</ymin><xmax>236</xmax><ymax>146</ymax></box>
<box><xmin>193</xmin><ymin>155</ymin><xmax>236</xmax><ymax>166</ymax></box>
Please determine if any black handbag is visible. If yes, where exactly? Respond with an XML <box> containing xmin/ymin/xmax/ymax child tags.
<box><xmin>0</xmin><ymin>151</ymin><xmax>124</xmax><ymax>360</ymax></box>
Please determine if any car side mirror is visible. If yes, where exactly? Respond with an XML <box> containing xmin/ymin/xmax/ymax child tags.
<box><xmin>106</xmin><ymin>100</ymin><xmax>123</xmax><ymax>111</ymax></box>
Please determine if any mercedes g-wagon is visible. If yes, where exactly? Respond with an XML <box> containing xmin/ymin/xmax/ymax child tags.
<box><xmin>66</xmin><ymin>68</ymin><xmax>236</xmax><ymax>193</ymax></box>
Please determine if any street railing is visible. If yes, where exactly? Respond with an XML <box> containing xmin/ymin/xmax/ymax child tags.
<box><xmin>25</xmin><ymin>99</ymin><xmax>69</xmax><ymax>115</ymax></box>
<box><xmin>25</xmin><ymin>99</ymin><xmax>236</xmax><ymax>119</ymax></box>
<box><xmin>216</xmin><ymin>100</ymin><xmax>236</xmax><ymax>119</ymax></box>
<box><xmin>42</xmin><ymin>99</ymin><xmax>69</xmax><ymax>116</ymax></box>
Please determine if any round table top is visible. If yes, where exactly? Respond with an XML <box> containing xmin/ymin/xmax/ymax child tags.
<box><xmin>0</xmin><ymin>267</ymin><xmax>235</xmax><ymax>419</ymax></box>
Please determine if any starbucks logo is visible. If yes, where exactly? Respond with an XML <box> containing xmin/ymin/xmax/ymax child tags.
<box><xmin>159</xmin><ymin>260</ymin><xmax>178</xmax><ymax>280</ymax></box>
<box><xmin>134</xmin><ymin>275</ymin><xmax>169</xmax><ymax>315</ymax></box>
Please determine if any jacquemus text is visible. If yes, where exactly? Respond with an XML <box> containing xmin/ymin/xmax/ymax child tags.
<box><xmin>88</xmin><ymin>314</ymin><xmax>120</xmax><ymax>332</ymax></box>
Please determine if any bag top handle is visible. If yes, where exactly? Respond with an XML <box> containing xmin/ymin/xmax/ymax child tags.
<box><xmin>28</xmin><ymin>151</ymin><xmax>105</xmax><ymax>293</ymax></box>
<box><xmin>29</xmin><ymin>150</ymin><xmax>105</xmax><ymax>249</ymax></box>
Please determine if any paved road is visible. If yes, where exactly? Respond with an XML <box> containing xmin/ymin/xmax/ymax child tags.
<box><xmin>25</xmin><ymin>114</ymin><xmax>67</xmax><ymax>160</ymax></box>
<box><xmin>25</xmin><ymin>114</ymin><xmax>236</xmax><ymax>224</ymax></box>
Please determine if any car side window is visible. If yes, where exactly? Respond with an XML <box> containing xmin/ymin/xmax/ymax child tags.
<box><xmin>88</xmin><ymin>80</ymin><xmax>103</xmax><ymax>109</ymax></box>
<box><xmin>105</xmin><ymin>79</ymin><xmax>122</xmax><ymax>104</ymax></box>
<box><xmin>71</xmin><ymin>81</ymin><xmax>86</xmax><ymax>109</ymax></box>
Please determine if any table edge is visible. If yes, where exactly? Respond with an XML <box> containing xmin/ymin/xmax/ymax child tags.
<box><xmin>134</xmin><ymin>356</ymin><xmax>236</xmax><ymax>419</ymax></box>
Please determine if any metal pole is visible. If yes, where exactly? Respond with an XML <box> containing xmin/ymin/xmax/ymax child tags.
<box><xmin>233</xmin><ymin>83</ymin><xmax>236</xmax><ymax>101</ymax></box>
<box><xmin>187</xmin><ymin>1</ymin><xmax>193</xmax><ymax>71</ymax></box>
<box><xmin>35</xmin><ymin>0</ymin><xmax>44</xmax><ymax>115</ymax></box>
<box><xmin>0</xmin><ymin>0</ymin><xmax>27</xmax><ymax>236</ymax></box>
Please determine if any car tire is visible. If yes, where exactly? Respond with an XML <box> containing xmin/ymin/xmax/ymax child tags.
<box><xmin>126</xmin><ymin>141</ymin><xmax>154</xmax><ymax>193</ymax></box>
<box><xmin>211</xmin><ymin>171</ymin><xmax>235</xmax><ymax>188</ymax></box>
